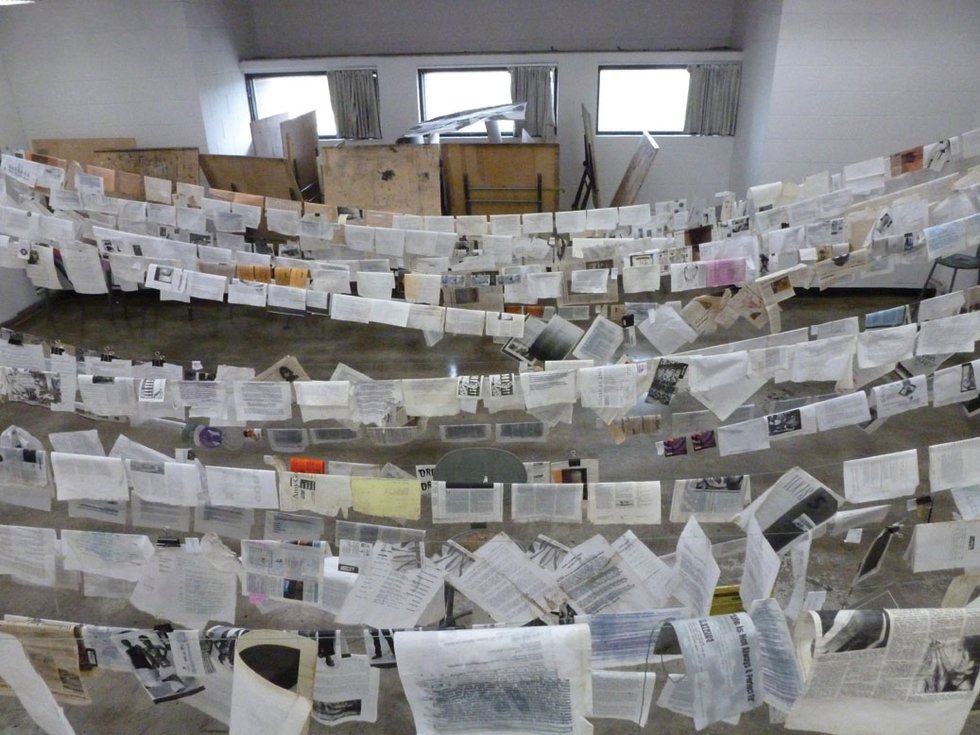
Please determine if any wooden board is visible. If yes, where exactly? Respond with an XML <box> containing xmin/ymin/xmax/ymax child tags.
<box><xmin>91</xmin><ymin>147</ymin><xmax>199</xmax><ymax>184</ymax></box>
<box><xmin>441</xmin><ymin>142</ymin><xmax>560</xmax><ymax>216</ymax></box>
<box><xmin>280</xmin><ymin>110</ymin><xmax>319</xmax><ymax>195</ymax></box>
<box><xmin>199</xmin><ymin>154</ymin><xmax>301</xmax><ymax>200</ymax></box>
<box><xmin>32</xmin><ymin>137</ymin><xmax>136</xmax><ymax>166</ymax></box>
<box><xmin>319</xmin><ymin>144</ymin><xmax>441</xmax><ymax>215</ymax></box>
<box><xmin>609</xmin><ymin>133</ymin><xmax>659</xmax><ymax>208</ymax></box>
<box><xmin>251</xmin><ymin>113</ymin><xmax>287</xmax><ymax>158</ymax></box>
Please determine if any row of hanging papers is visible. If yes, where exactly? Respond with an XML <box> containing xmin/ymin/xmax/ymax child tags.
<box><xmin>2</xmin><ymin>130</ymin><xmax>980</xmax><ymax>734</ymax></box>
<box><xmin>1</xmin><ymin>487</ymin><xmax>979</xmax><ymax>734</ymax></box>
<box><xmin>0</xmin><ymin>284</ymin><xmax>977</xmax><ymax>448</ymax></box>
<box><xmin>0</xmin><ymin>126</ymin><xmax>977</xmax><ymax>348</ymax></box>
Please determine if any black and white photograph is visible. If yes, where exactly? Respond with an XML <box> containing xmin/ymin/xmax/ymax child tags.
<box><xmin>112</xmin><ymin>630</ymin><xmax>205</xmax><ymax>703</ymax></box>
<box><xmin>363</xmin><ymin>628</ymin><xmax>398</xmax><ymax>667</ymax></box>
<box><xmin>527</xmin><ymin>315</ymin><xmax>585</xmax><ymax>362</ymax></box>
<box><xmin>767</xmin><ymin>408</ymin><xmax>803</xmax><ymax>436</ymax></box>
<box><xmin>916</xmin><ymin>636</ymin><xmax>980</xmax><ymax>693</ymax></box>
<box><xmin>646</xmin><ymin>359</ymin><xmax>688</xmax><ymax>405</ymax></box>
<box><xmin>0</xmin><ymin>367</ymin><xmax>61</xmax><ymax>407</ymax></box>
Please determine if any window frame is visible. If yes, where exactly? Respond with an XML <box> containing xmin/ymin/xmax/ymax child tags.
<box><xmin>245</xmin><ymin>71</ymin><xmax>339</xmax><ymax>141</ymax></box>
<box><xmin>416</xmin><ymin>65</ymin><xmax>558</xmax><ymax>138</ymax></box>
<box><xmin>595</xmin><ymin>64</ymin><xmax>691</xmax><ymax>136</ymax></box>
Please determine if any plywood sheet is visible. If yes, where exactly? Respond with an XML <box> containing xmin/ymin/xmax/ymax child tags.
<box><xmin>280</xmin><ymin>110</ymin><xmax>319</xmax><ymax>194</ymax></box>
<box><xmin>199</xmin><ymin>154</ymin><xmax>301</xmax><ymax>201</ymax></box>
<box><xmin>91</xmin><ymin>147</ymin><xmax>199</xmax><ymax>184</ymax></box>
<box><xmin>251</xmin><ymin>113</ymin><xmax>287</xmax><ymax>158</ymax></box>
<box><xmin>441</xmin><ymin>142</ymin><xmax>560</xmax><ymax>216</ymax></box>
<box><xmin>319</xmin><ymin>144</ymin><xmax>441</xmax><ymax>215</ymax></box>
<box><xmin>32</xmin><ymin>137</ymin><xmax>137</xmax><ymax>166</ymax></box>
<box><xmin>609</xmin><ymin>133</ymin><xmax>659</xmax><ymax>208</ymax></box>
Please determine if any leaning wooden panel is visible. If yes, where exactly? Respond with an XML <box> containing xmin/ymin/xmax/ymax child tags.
<box><xmin>32</xmin><ymin>137</ymin><xmax>136</xmax><ymax>166</ymax></box>
<box><xmin>199</xmin><ymin>154</ymin><xmax>301</xmax><ymax>201</ymax></box>
<box><xmin>319</xmin><ymin>144</ymin><xmax>441</xmax><ymax>215</ymax></box>
<box><xmin>609</xmin><ymin>132</ymin><xmax>659</xmax><ymax>208</ymax></box>
<box><xmin>280</xmin><ymin>110</ymin><xmax>319</xmax><ymax>194</ymax></box>
<box><xmin>441</xmin><ymin>142</ymin><xmax>560</xmax><ymax>216</ymax></box>
<box><xmin>92</xmin><ymin>147</ymin><xmax>200</xmax><ymax>184</ymax></box>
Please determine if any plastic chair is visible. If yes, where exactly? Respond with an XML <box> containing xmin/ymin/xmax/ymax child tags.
<box><xmin>919</xmin><ymin>242</ymin><xmax>980</xmax><ymax>300</ymax></box>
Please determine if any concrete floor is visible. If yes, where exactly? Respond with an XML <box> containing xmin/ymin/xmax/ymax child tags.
<box><xmin>0</xmin><ymin>288</ymin><xmax>976</xmax><ymax>734</ymax></box>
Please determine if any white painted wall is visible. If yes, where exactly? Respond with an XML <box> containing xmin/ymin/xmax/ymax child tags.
<box><xmin>243</xmin><ymin>50</ymin><xmax>740</xmax><ymax>210</ymax></box>
<box><xmin>249</xmin><ymin>0</ymin><xmax>738</xmax><ymax>57</ymax></box>
<box><xmin>758</xmin><ymin>0</ymin><xmax>980</xmax><ymax>184</ymax></box>
<box><xmin>183</xmin><ymin>0</ymin><xmax>256</xmax><ymax>155</ymax></box>
<box><xmin>0</xmin><ymin>1</ymin><xmax>206</xmax><ymax>148</ymax></box>
<box><xmin>729</xmin><ymin>0</ymin><xmax>782</xmax><ymax>195</ymax></box>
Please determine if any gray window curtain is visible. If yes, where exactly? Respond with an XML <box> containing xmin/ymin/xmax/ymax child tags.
<box><xmin>684</xmin><ymin>63</ymin><xmax>741</xmax><ymax>136</ymax></box>
<box><xmin>327</xmin><ymin>69</ymin><xmax>382</xmax><ymax>139</ymax></box>
<box><xmin>509</xmin><ymin>65</ymin><xmax>556</xmax><ymax>141</ymax></box>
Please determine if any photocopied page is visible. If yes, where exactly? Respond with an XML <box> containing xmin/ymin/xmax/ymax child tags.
<box><xmin>669</xmin><ymin>475</ymin><xmax>751</xmax><ymax>523</ymax></box>
<box><xmin>396</xmin><ymin>624</ymin><xmax>593</xmax><ymax>735</ymax></box>
<box><xmin>658</xmin><ymin>612</ymin><xmax>763</xmax><ymax>729</ymax></box>
<box><xmin>667</xmin><ymin>516</ymin><xmax>720</xmax><ymax>617</ymax></box>
<box><xmin>430</xmin><ymin>482</ymin><xmax>503</xmax><ymax>524</ymax></box>
<box><xmin>230</xmin><ymin>630</ymin><xmax>316</xmax><ymax>735</ymax></box>
<box><xmin>787</xmin><ymin>608</ymin><xmax>980</xmax><ymax>735</ymax></box>
<box><xmin>736</xmin><ymin>467</ymin><xmax>842</xmax><ymax>551</ymax></box>
<box><xmin>587</xmin><ymin>481</ymin><xmax>661</xmax><ymax>524</ymax></box>
<box><xmin>909</xmin><ymin>519</ymin><xmax>980</xmax><ymax>572</ymax></box>
<box><xmin>511</xmin><ymin>483</ymin><xmax>583</xmax><ymax>523</ymax></box>
<box><xmin>591</xmin><ymin>670</ymin><xmax>655</xmax><ymax>726</ymax></box>
<box><xmin>842</xmin><ymin>449</ymin><xmax>919</xmax><ymax>502</ymax></box>
<box><xmin>311</xmin><ymin>653</ymin><xmax>379</xmax><ymax>727</ymax></box>
<box><xmin>51</xmin><ymin>452</ymin><xmax>129</xmax><ymax>501</ymax></box>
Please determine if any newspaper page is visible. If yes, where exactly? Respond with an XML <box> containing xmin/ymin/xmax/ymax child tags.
<box><xmin>0</xmin><ymin>620</ymin><xmax>89</xmax><ymax>705</ymax></box>
<box><xmin>311</xmin><ymin>653</ymin><xmax>379</xmax><ymax>726</ymax></box>
<box><xmin>659</xmin><ymin>612</ymin><xmax>763</xmax><ymax>729</ymax></box>
<box><xmin>670</xmin><ymin>475</ymin><xmax>752</xmax><ymax>523</ymax></box>
<box><xmin>0</xmin><ymin>632</ymin><xmax>76</xmax><ymax>735</ymax></box>
<box><xmin>430</xmin><ymin>482</ymin><xmax>504</xmax><ymax>524</ymax></box>
<box><xmin>396</xmin><ymin>624</ymin><xmax>593</xmax><ymax>735</ymax></box>
<box><xmin>787</xmin><ymin>608</ymin><xmax>980</xmax><ymax>735</ymax></box>
<box><xmin>587</xmin><ymin>481</ymin><xmax>661</xmax><ymax>524</ymax></box>
<box><xmin>736</xmin><ymin>467</ymin><xmax>842</xmax><ymax>552</ymax></box>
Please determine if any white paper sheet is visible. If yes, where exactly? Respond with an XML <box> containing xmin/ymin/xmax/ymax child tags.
<box><xmin>842</xmin><ymin>449</ymin><xmax>919</xmax><ymax>502</ymax></box>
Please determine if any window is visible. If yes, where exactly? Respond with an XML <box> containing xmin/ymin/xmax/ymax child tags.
<box><xmin>417</xmin><ymin>67</ymin><xmax>557</xmax><ymax>137</ymax></box>
<box><xmin>246</xmin><ymin>73</ymin><xmax>338</xmax><ymax>138</ymax></box>
<box><xmin>597</xmin><ymin>66</ymin><xmax>690</xmax><ymax>134</ymax></box>
<box><xmin>418</xmin><ymin>68</ymin><xmax>515</xmax><ymax>135</ymax></box>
